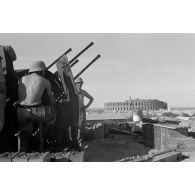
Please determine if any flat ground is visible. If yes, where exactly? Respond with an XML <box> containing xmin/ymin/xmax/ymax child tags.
<box><xmin>84</xmin><ymin>134</ymin><xmax>150</xmax><ymax>162</ymax></box>
<box><xmin>86</xmin><ymin>112</ymin><xmax>131</xmax><ymax>121</ymax></box>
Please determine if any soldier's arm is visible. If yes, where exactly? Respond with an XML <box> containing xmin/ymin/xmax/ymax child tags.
<box><xmin>46</xmin><ymin>81</ymin><xmax>55</xmax><ymax>106</ymax></box>
<box><xmin>82</xmin><ymin>90</ymin><xmax>94</xmax><ymax>110</ymax></box>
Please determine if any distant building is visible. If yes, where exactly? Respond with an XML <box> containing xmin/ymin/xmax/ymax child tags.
<box><xmin>104</xmin><ymin>98</ymin><xmax>168</xmax><ymax>111</ymax></box>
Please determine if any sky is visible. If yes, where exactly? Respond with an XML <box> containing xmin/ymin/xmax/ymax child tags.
<box><xmin>1</xmin><ymin>33</ymin><xmax>195</xmax><ymax>108</ymax></box>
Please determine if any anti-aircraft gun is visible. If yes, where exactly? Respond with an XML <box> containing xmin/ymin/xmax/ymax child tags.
<box><xmin>0</xmin><ymin>43</ymin><xmax>101</xmax><ymax>153</ymax></box>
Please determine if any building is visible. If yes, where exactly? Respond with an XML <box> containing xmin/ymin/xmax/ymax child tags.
<box><xmin>104</xmin><ymin>98</ymin><xmax>168</xmax><ymax>112</ymax></box>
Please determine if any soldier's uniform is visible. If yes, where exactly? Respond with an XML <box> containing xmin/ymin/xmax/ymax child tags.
<box><xmin>75</xmin><ymin>77</ymin><xmax>94</xmax><ymax>139</ymax></box>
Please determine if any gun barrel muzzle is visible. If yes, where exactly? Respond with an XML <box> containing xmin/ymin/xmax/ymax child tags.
<box><xmin>69</xmin><ymin>42</ymin><xmax>94</xmax><ymax>66</ymax></box>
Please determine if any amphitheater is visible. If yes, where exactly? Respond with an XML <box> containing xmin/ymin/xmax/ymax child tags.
<box><xmin>104</xmin><ymin>98</ymin><xmax>167</xmax><ymax>111</ymax></box>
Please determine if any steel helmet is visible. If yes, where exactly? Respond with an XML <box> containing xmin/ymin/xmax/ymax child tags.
<box><xmin>29</xmin><ymin>60</ymin><xmax>46</xmax><ymax>73</ymax></box>
<box><xmin>75</xmin><ymin>77</ymin><xmax>83</xmax><ymax>84</ymax></box>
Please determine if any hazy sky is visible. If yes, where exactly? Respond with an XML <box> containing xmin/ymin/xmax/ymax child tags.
<box><xmin>1</xmin><ymin>33</ymin><xmax>195</xmax><ymax>108</ymax></box>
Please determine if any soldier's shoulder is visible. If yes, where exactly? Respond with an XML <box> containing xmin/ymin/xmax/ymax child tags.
<box><xmin>34</xmin><ymin>74</ymin><xmax>46</xmax><ymax>81</ymax></box>
<box><xmin>42</xmin><ymin>77</ymin><xmax>51</xmax><ymax>86</ymax></box>
<box><xmin>80</xmin><ymin>89</ymin><xmax>88</xmax><ymax>95</ymax></box>
<box><xmin>21</xmin><ymin>74</ymin><xmax>30</xmax><ymax>81</ymax></box>
<box><xmin>80</xmin><ymin>89</ymin><xmax>86</xmax><ymax>93</ymax></box>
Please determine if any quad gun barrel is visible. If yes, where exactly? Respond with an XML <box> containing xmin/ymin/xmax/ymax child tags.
<box><xmin>38</xmin><ymin>42</ymin><xmax>100</xmax><ymax>82</ymax></box>
<box><xmin>47</xmin><ymin>48</ymin><xmax>72</xmax><ymax>70</ymax></box>
<box><xmin>70</xmin><ymin>59</ymin><xmax>79</xmax><ymax>67</ymax></box>
<box><xmin>74</xmin><ymin>54</ymin><xmax>101</xmax><ymax>80</ymax></box>
<box><xmin>47</xmin><ymin>42</ymin><xmax>94</xmax><ymax>70</ymax></box>
<box><xmin>69</xmin><ymin>42</ymin><xmax>94</xmax><ymax>67</ymax></box>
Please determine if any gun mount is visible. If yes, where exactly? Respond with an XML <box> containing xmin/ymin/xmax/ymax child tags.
<box><xmin>0</xmin><ymin>42</ymin><xmax>100</xmax><ymax>154</ymax></box>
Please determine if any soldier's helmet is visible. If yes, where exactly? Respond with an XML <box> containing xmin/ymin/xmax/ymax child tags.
<box><xmin>29</xmin><ymin>60</ymin><xmax>46</xmax><ymax>73</ymax></box>
<box><xmin>75</xmin><ymin>77</ymin><xmax>84</xmax><ymax>84</ymax></box>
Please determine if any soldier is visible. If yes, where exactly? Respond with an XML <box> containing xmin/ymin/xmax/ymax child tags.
<box><xmin>16</xmin><ymin>60</ymin><xmax>56</xmax><ymax>152</ymax></box>
<box><xmin>75</xmin><ymin>77</ymin><xmax>94</xmax><ymax>139</ymax></box>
